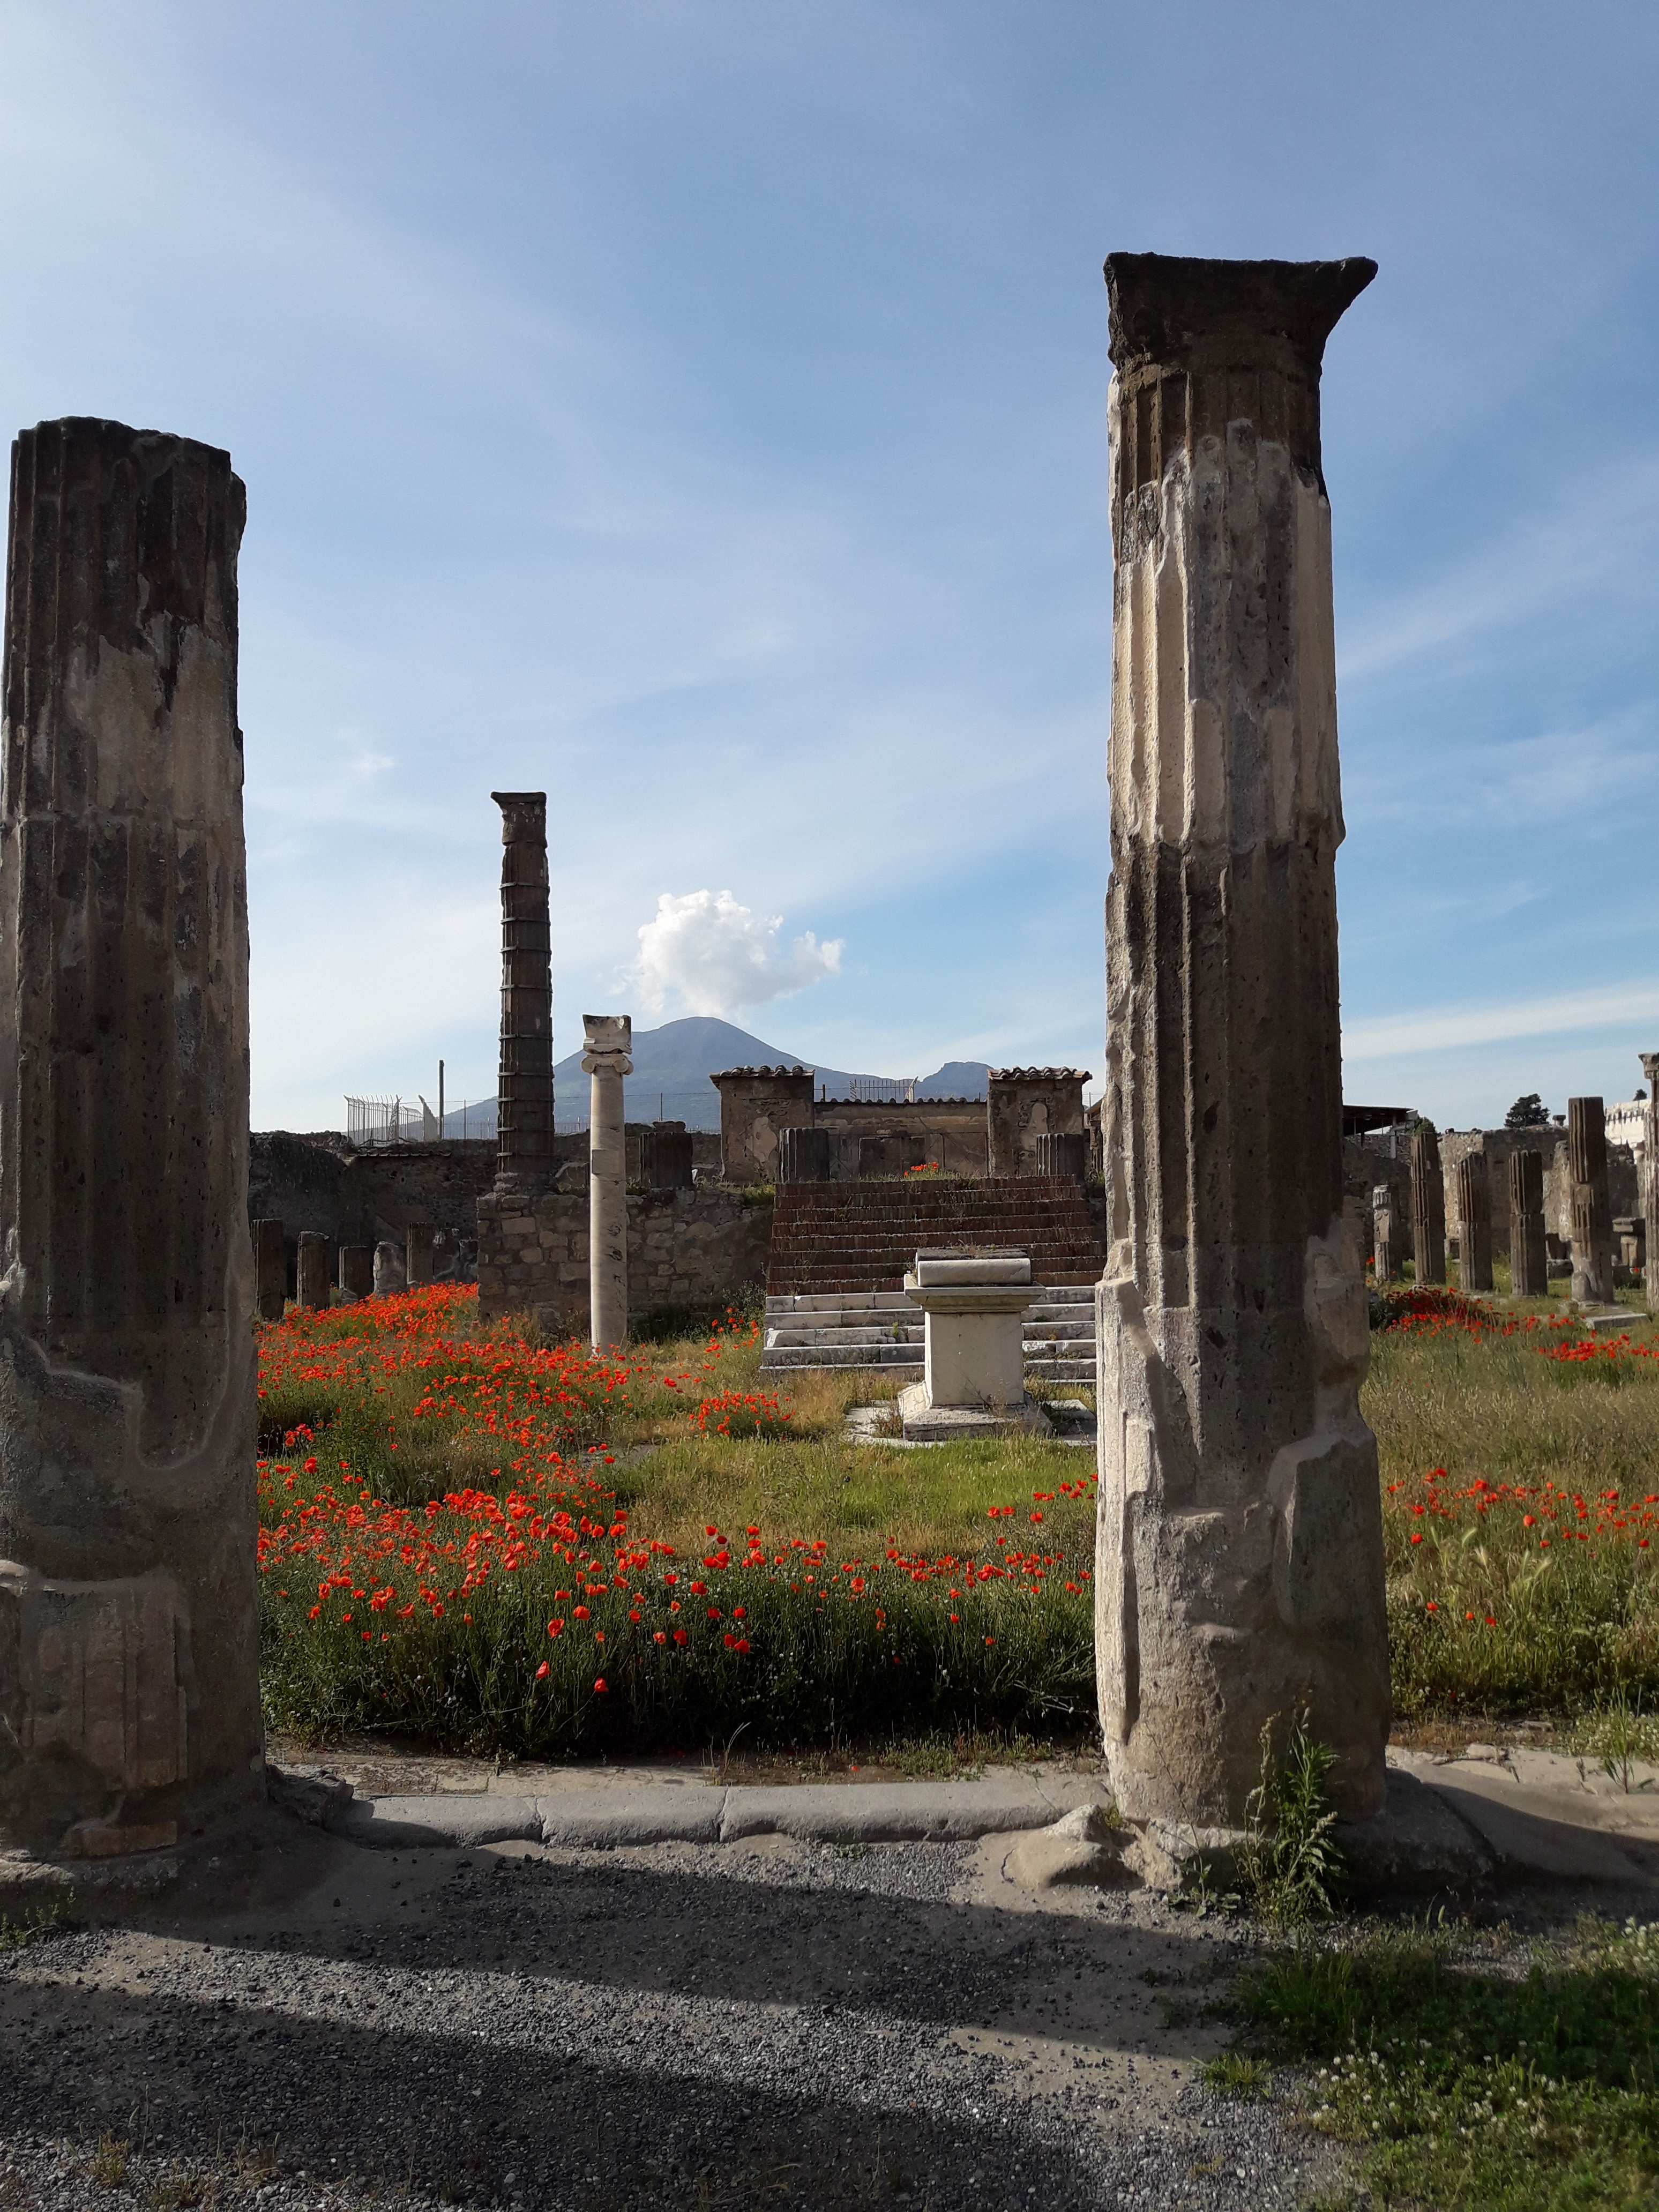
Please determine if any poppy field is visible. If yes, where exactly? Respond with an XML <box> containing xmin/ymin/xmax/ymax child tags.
<box><xmin>256</xmin><ymin>1287</ymin><xmax>1096</xmax><ymax>1755</ymax></box>
<box><xmin>256</xmin><ymin>1280</ymin><xmax>1659</xmax><ymax>1757</ymax></box>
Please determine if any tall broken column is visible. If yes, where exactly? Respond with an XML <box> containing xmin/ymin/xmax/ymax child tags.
<box><xmin>1508</xmin><ymin>1150</ymin><xmax>1548</xmax><ymax>1298</ymax></box>
<box><xmin>584</xmin><ymin>1014</ymin><xmax>632</xmax><ymax>1349</ymax></box>
<box><xmin>1095</xmin><ymin>256</ymin><xmax>1388</xmax><ymax>1828</ymax></box>
<box><xmin>1568</xmin><ymin>1095</ymin><xmax>1613</xmax><ymax>1305</ymax></box>
<box><xmin>491</xmin><ymin>791</ymin><xmax>552</xmax><ymax>1198</ymax></box>
<box><xmin>1454</xmin><ymin>1154</ymin><xmax>1493</xmax><ymax>1294</ymax></box>
<box><xmin>1411</xmin><ymin>1122</ymin><xmax>1447</xmax><ymax>1286</ymax></box>
<box><xmin>0</xmin><ymin>418</ymin><xmax>262</xmax><ymax>1857</ymax></box>
<box><xmin>1645</xmin><ymin>1060</ymin><xmax>1659</xmax><ymax>1305</ymax></box>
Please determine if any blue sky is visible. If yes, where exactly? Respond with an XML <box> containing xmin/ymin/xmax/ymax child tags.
<box><xmin>2</xmin><ymin>1</ymin><xmax>1655</xmax><ymax>1132</ymax></box>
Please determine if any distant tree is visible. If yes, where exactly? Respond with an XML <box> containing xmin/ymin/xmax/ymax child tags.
<box><xmin>1504</xmin><ymin>1093</ymin><xmax>1550</xmax><ymax>1128</ymax></box>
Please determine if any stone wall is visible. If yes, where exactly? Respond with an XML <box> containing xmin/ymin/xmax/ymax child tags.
<box><xmin>712</xmin><ymin>1067</ymin><xmax>816</xmax><ymax>1183</ymax></box>
<box><xmin>987</xmin><ymin>1070</ymin><xmax>1088</xmax><ymax>1177</ymax></box>
<box><xmin>476</xmin><ymin>1184</ymin><xmax>775</xmax><ymax>1337</ymax></box>
<box><xmin>811</xmin><ymin>1097</ymin><xmax>985</xmax><ymax>1179</ymax></box>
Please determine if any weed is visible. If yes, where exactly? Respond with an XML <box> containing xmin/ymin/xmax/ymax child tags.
<box><xmin>0</xmin><ymin>1895</ymin><xmax>66</xmax><ymax>1951</ymax></box>
<box><xmin>1234</xmin><ymin>1707</ymin><xmax>1343</xmax><ymax>1925</ymax></box>
<box><xmin>1203</xmin><ymin>2051</ymin><xmax>1273</xmax><ymax>2097</ymax></box>
<box><xmin>89</xmin><ymin>2136</ymin><xmax>129</xmax><ymax>2191</ymax></box>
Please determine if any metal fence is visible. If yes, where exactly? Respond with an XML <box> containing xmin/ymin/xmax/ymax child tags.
<box><xmin>845</xmin><ymin>1075</ymin><xmax>918</xmax><ymax>1103</ymax></box>
<box><xmin>345</xmin><ymin>1094</ymin><xmax>476</xmax><ymax>1147</ymax></box>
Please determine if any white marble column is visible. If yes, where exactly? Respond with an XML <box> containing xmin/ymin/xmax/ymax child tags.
<box><xmin>583</xmin><ymin>1015</ymin><xmax>632</xmax><ymax>1349</ymax></box>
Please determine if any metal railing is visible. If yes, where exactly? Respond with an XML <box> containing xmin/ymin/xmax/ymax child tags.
<box><xmin>845</xmin><ymin>1075</ymin><xmax>918</xmax><ymax>1103</ymax></box>
<box><xmin>346</xmin><ymin>1095</ymin><xmax>491</xmax><ymax>1146</ymax></box>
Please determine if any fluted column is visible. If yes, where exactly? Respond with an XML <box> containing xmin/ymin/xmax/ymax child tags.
<box><xmin>1095</xmin><ymin>255</ymin><xmax>1388</xmax><ymax>1829</ymax></box>
<box><xmin>1508</xmin><ymin>1150</ymin><xmax>1547</xmax><ymax>1298</ymax></box>
<box><xmin>1568</xmin><ymin>1096</ymin><xmax>1612</xmax><ymax>1305</ymax></box>
<box><xmin>584</xmin><ymin>1014</ymin><xmax>632</xmax><ymax>1349</ymax></box>
<box><xmin>1455</xmin><ymin>1154</ymin><xmax>1493</xmax><ymax>1293</ymax></box>
<box><xmin>1411</xmin><ymin>1123</ymin><xmax>1446</xmax><ymax>1286</ymax></box>
<box><xmin>0</xmin><ymin>417</ymin><xmax>261</xmax><ymax>1857</ymax></box>
<box><xmin>491</xmin><ymin>791</ymin><xmax>552</xmax><ymax>1197</ymax></box>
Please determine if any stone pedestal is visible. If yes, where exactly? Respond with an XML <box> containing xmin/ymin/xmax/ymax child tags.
<box><xmin>1568</xmin><ymin>1096</ymin><xmax>1613</xmax><ymax>1304</ymax></box>
<box><xmin>491</xmin><ymin>793</ymin><xmax>552</xmax><ymax>1199</ymax></box>
<box><xmin>1411</xmin><ymin>1123</ymin><xmax>1446</xmax><ymax>1286</ymax></box>
<box><xmin>0</xmin><ymin>417</ymin><xmax>262</xmax><ymax>1858</ymax></box>
<box><xmin>1095</xmin><ymin>255</ymin><xmax>1388</xmax><ymax>1829</ymax></box>
<box><xmin>1508</xmin><ymin>1150</ymin><xmax>1548</xmax><ymax>1298</ymax></box>
<box><xmin>584</xmin><ymin>1015</ymin><xmax>632</xmax><ymax>1349</ymax></box>
<box><xmin>778</xmin><ymin>1125</ymin><xmax>831</xmax><ymax>1184</ymax></box>
<box><xmin>338</xmin><ymin>1245</ymin><xmax>374</xmax><ymax>1300</ymax></box>
<box><xmin>406</xmin><ymin>1221</ymin><xmax>434</xmax><ymax>1286</ymax></box>
<box><xmin>296</xmin><ymin>1232</ymin><xmax>330</xmax><ymax>1311</ymax></box>
<box><xmin>898</xmin><ymin>1252</ymin><xmax>1044</xmax><ymax>1442</ymax></box>
<box><xmin>1371</xmin><ymin>1186</ymin><xmax>1400</xmax><ymax>1283</ymax></box>
<box><xmin>253</xmin><ymin>1217</ymin><xmax>287</xmax><ymax>1322</ymax></box>
<box><xmin>1454</xmin><ymin>1155</ymin><xmax>1493</xmax><ymax>1294</ymax></box>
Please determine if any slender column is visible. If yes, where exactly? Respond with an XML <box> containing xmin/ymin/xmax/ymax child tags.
<box><xmin>490</xmin><ymin>792</ymin><xmax>552</xmax><ymax>1197</ymax></box>
<box><xmin>1455</xmin><ymin>1155</ymin><xmax>1493</xmax><ymax>1293</ymax></box>
<box><xmin>0</xmin><ymin>417</ymin><xmax>261</xmax><ymax>1856</ymax></box>
<box><xmin>1096</xmin><ymin>255</ymin><xmax>1388</xmax><ymax>1829</ymax></box>
<box><xmin>1371</xmin><ymin>1186</ymin><xmax>1397</xmax><ymax>1283</ymax></box>
<box><xmin>1508</xmin><ymin>1150</ymin><xmax>1548</xmax><ymax>1298</ymax></box>
<box><xmin>296</xmin><ymin>1232</ymin><xmax>331</xmax><ymax>1311</ymax></box>
<box><xmin>1568</xmin><ymin>1096</ymin><xmax>1613</xmax><ymax>1304</ymax></box>
<box><xmin>1641</xmin><ymin>1055</ymin><xmax>1659</xmax><ymax>1314</ymax></box>
<box><xmin>253</xmin><ymin>1217</ymin><xmax>287</xmax><ymax>1322</ymax></box>
<box><xmin>584</xmin><ymin>1014</ymin><xmax>632</xmax><ymax>1349</ymax></box>
<box><xmin>1411</xmin><ymin>1123</ymin><xmax>1447</xmax><ymax>1286</ymax></box>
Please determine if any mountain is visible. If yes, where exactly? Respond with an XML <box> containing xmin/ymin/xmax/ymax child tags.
<box><xmin>443</xmin><ymin>1017</ymin><xmax>991</xmax><ymax>1133</ymax></box>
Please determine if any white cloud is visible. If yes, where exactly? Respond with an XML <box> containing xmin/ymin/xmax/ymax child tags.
<box><xmin>629</xmin><ymin>890</ymin><xmax>843</xmax><ymax>1018</ymax></box>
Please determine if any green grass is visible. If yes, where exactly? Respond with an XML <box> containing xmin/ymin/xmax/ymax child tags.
<box><xmin>1226</xmin><ymin>1917</ymin><xmax>1659</xmax><ymax>2210</ymax></box>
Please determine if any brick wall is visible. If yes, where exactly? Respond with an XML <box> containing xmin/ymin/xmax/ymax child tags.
<box><xmin>476</xmin><ymin>1185</ymin><xmax>775</xmax><ymax>1336</ymax></box>
<box><xmin>767</xmin><ymin>1177</ymin><xmax>1104</xmax><ymax>1296</ymax></box>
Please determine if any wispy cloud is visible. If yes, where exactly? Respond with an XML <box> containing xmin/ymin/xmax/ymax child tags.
<box><xmin>1340</xmin><ymin>454</ymin><xmax>1659</xmax><ymax>683</ymax></box>
<box><xmin>1345</xmin><ymin>980</ymin><xmax>1659</xmax><ymax>1062</ymax></box>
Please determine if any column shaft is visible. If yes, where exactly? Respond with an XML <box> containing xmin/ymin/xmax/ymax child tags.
<box><xmin>1508</xmin><ymin>1150</ymin><xmax>1548</xmax><ymax>1298</ymax></box>
<box><xmin>0</xmin><ymin>417</ymin><xmax>260</xmax><ymax>1855</ymax></box>
<box><xmin>1096</xmin><ymin>255</ymin><xmax>1388</xmax><ymax>1827</ymax></box>
<box><xmin>584</xmin><ymin>1015</ymin><xmax>632</xmax><ymax>1349</ymax></box>
<box><xmin>491</xmin><ymin>791</ymin><xmax>552</xmax><ymax>1196</ymax></box>
<box><xmin>1455</xmin><ymin>1155</ymin><xmax>1493</xmax><ymax>1294</ymax></box>
<box><xmin>1568</xmin><ymin>1096</ymin><xmax>1613</xmax><ymax>1304</ymax></box>
<box><xmin>1411</xmin><ymin>1124</ymin><xmax>1446</xmax><ymax>1286</ymax></box>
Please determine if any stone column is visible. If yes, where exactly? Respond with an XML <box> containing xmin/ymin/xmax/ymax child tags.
<box><xmin>373</xmin><ymin>1240</ymin><xmax>406</xmax><ymax>1296</ymax></box>
<box><xmin>1568</xmin><ymin>1096</ymin><xmax>1613</xmax><ymax>1304</ymax></box>
<box><xmin>0</xmin><ymin>417</ymin><xmax>261</xmax><ymax>1857</ymax></box>
<box><xmin>638</xmin><ymin>1124</ymin><xmax>694</xmax><ymax>1190</ymax></box>
<box><xmin>778</xmin><ymin>1126</ymin><xmax>831</xmax><ymax>1184</ymax></box>
<box><xmin>1411</xmin><ymin>1123</ymin><xmax>1446</xmax><ymax>1286</ymax></box>
<box><xmin>296</xmin><ymin>1232</ymin><xmax>331</xmax><ymax>1311</ymax></box>
<box><xmin>1454</xmin><ymin>1155</ymin><xmax>1493</xmax><ymax>1293</ymax></box>
<box><xmin>1508</xmin><ymin>1150</ymin><xmax>1548</xmax><ymax>1298</ymax></box>
<box><xmin>406</xmin><ymin>1221</ymin><xmax>434</xmax><ymax>1286</ymax></box>
<box><xmin>1035</xmin><ymin>1131</ymin><xmax>1088</xmax><ymax>1180</ymax></box>
<box><xmin>1371</xmin><ymin>1186</ymin><xmax>1398</xmax><ymax>1283</ymax></box>
<box><xmin>1641</xmin><ymin>1055</ymin><xmax>1659</xmax><ymax>1314</ymax></box>
<box><xmin>491</xmin><ymin>791</ymin><xmax>552</xmax><ymax>1198</ymax></box>
<box><xmin>584</xmin><ymin>1015</ymin><xmax>632</xmax><ymax>1349</ymax></box>
<box><xmin>338</xmin><ymin>1245</ymin><xmax>374</xmax><ymax>1301</ymax></box>
<box><xmin>253</xmin><ymin>1217</ymin><xmax>287</xmax><ymax>1322</ymax></box>
<box><xmin>1096</xmin><ymin>256</ymin><xmax>1388</xmax><ymax>1829</ymax></box>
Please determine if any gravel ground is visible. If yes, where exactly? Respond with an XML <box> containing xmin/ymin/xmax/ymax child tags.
<box><xmin>0</xmin><ymin>1810</ymin><xmax>1346</xmax><ymax>2211</ymax></box>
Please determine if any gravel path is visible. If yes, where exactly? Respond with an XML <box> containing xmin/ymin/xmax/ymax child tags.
<box><xmin>0</xmin><ymin>1811</ymin><xmax>1345</xmax><ymax>2210</ymax></box>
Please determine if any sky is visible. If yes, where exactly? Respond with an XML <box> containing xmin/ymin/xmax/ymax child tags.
<box><xmin>1</xmin><ymin>1</ymin><xmax>1655</xmax><ymax>1133</ymax></box>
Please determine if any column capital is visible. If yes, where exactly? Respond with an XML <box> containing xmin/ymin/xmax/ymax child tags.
<box><xmin>581</xmin><ymin>1012</ymin><xmax>632</xmax><ymax>1078</ymax></box>
<box><xmin>1103</xmin><ymin>253</ymin><xmax>1376</xmax><ymax>380</ymax></box>
<box><xmin>491</xmin><ymin>790</ymin><xmax>546</xmax><ymax>844</ymax></box>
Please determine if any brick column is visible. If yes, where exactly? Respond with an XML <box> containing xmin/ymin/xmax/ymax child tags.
<box><xmin>491</xmin><ymin>791</ymin><xmax>552</xmax><ymax>1197</ymax></box>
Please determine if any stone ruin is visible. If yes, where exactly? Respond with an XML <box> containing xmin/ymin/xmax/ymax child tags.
<box><xmin>1095</xmin><ymin>254</ymin><xmax>1389</xmax><ymax>1828</ymax></box>
<box><xmin>0</xmin><ymin>419</ymin><xmax>262</xmax><ymax>1858</ymax></box>
<box><xmin>1568</xmin><ymin>1095</ymin><xmax>1615</xmax><ymax>1305</ymax></box>
<box><xmin>583</xmin><ymin>1014</ymin><xmax>632</xmax><ymax>1350</ymax></box>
